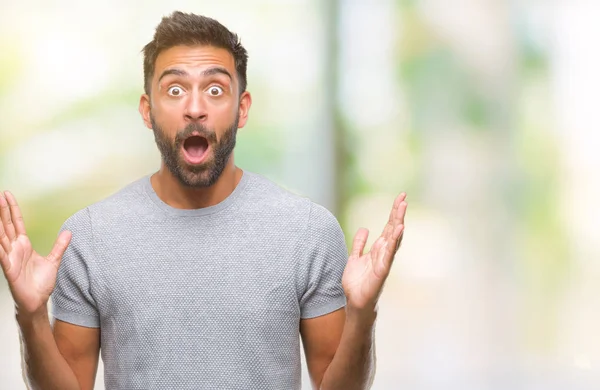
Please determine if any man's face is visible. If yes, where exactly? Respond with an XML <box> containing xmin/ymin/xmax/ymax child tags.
<box><xmin>139</xmin><ymin>45</ymin><xmax>251</xmax><ymax>188</ymax></box>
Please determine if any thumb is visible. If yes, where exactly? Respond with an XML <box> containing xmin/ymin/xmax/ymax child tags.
<box><xmin>46</xmin><ymin>231</ymin><xmax>72</xmax><ymax>266</ymax></box>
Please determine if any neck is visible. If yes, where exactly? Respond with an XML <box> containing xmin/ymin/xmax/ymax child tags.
<box><xmin>150</xmin><ymin>158</ymin><xmax>242</xmax><ymax>210</ymax></box>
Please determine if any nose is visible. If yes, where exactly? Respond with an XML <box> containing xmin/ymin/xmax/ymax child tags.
<box><xmin>184</xmin><ymin>90</ymin><xmax>208</xmax><ymax>122</ymax></box>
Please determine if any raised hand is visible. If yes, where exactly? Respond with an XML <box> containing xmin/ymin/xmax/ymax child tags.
<box><xmin>0</xmin><ymin>191</ymin><xmax>71</xmax><ymax>316</ymax></box>
<box><xmin>342</xmin><ymin>193</ymin><xmax>407</xmax><ymax>312</ymax></box>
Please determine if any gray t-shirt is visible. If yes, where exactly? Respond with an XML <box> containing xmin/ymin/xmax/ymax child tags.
<box><xmin>50</xmin><ymin>170</ymin><xmax>348</xmax><ymax>390</ymax></box>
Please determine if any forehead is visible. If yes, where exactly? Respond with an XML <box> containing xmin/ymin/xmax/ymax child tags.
<box><xmin>154</xmin><ymin>45</ymin><xmax>236</xmax><ymax>79</ymax></box>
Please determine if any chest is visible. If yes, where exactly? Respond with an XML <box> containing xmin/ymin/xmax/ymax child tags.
<box><xmin>94</xmin><ymin>223</ymin><xmax>301</xmax><ymax>324</ymax></box>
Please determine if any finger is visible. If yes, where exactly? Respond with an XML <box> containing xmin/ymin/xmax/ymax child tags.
<box><xmin>381</xmin><ymin>222</ymin><xmax>393</xmax><ymax>241</ymax></box>
<box><xmin>396</xmin><ymin>198</ymin><xmax>408</xmax><ymax>226</ymax></box>
<box><xmin>391</xmin><ymin>193</ymin><xmax>407</xmax><ymax>224</ymax></box>
<box><xmin>388</xmin><ymin>194</ymin><xmax>403</xmax><ymax>224</ymax></box>
<box><xmin>0</xmin><ymin>192</ymin><xmax>16</xmax><ymax>242</ymax></box>
<box><xmin>350</xmin><ymin>228</ymin><xmax>369</xmax><ymax>258</ymax></box>
<box><xmin>387</xmin><ymin>199</ymin><xmax>407</xmax><ymax>246</ymax></box>
<box><xmin>4</xmin><ymin>192</ymin><xmax>26</xmax><ymax>237</ymax></box>
<box><xmin>377</xmin><ymin>225</ymin><xmax>404</xmax><ymax>273</ymax></box>
<box><xmin>382</xmin><ymin>219</ymin><xmax>404</xmax><ymax>250</ymax></box>
<box><xmin>379</xmin><ymin>241</ymin><xmax>399</xmax><ymax>277</ymax></box>
<box><xmin>381</xmin><ymin>193</ymin><xmax>407</xmax><ymax>240</ymax></box>
<box><xmin>392</xmin><ymin>224</ymin><xmax>405</xmax><ymax>252</ymax></box>
<box><xmin>46</xmin><ymin>231</ymin><xmax>72</xmax><ymax>266</ymax></box>
<box><xmin>380</xmin><ymin>194</ymin><xmax>401</xmax><ymax>237</ymax></box>
<box><xmin>0</xmin><ymin>196</ymin><xmax>12</xmax><ymax>254</ymax></box>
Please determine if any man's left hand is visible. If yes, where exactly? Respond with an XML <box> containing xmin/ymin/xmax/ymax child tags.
<box><xmin>342</xmin><ymin>193</ymin><xmax>407</xmax><ymax>314</ymax></box>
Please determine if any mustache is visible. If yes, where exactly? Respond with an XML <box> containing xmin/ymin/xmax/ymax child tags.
<box><xmin>174</xmin><ymin>123</ymin><xmax>218</xmax><ymax>147</ymax></box>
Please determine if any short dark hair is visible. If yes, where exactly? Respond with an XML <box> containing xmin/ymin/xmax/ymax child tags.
<box><xmin>142</xmin><ymin>11</ymin><xmax>248</xmax><ymax>96</ymax></box>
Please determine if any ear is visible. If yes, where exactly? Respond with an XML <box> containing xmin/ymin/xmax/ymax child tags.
<box><xmin>139</xmin><ymin>94</ymin><xmax>153</xmax><ymax>130</ymax></box>
<box><xmin>237</xmin><ymin>91</ymin><xmax>252</xmax><ymax>129</ymax></box>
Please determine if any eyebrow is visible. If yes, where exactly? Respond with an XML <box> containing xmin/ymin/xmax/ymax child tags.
<box><xmin>157</xmin><ymin>67</ymin><xmax>233</xmax><ymax>83</ymax></box>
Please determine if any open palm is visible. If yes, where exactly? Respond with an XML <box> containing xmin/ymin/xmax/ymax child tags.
<box><xmin>342</xmin><ymin>193</ymin><xmax>407</xmax><ymax>310</ymax></box>
<box><xmin>0</xmin><ymin>191</ymin><xmax>71</xmax><ymax>315</ymax></box>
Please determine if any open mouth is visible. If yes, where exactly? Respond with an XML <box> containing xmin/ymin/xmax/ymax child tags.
<box><xmin>182</xmin><ymin>135</ymin><xmax>210</xmax><ymax>165</ymax></box>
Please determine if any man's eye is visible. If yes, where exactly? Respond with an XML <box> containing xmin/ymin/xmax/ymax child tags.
<box><xmin>207</xmin><ymin>86</ymin><xmax>224</xmax><ymax>96</ymax></box>
<box><xmin>168</xmin><ymin>86</ymin><xmax>184</xmax><ymax>96</ymax></box>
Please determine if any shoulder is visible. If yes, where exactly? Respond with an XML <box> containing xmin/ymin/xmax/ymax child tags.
<box><xmin>242</xmin><ymin>171</ymin><xmax>313</xmax><ymax>218</ymax></box>
<box><xmin>243</xmin><ymin>171</ymin><xmax>341</xmax><ymax>228</ymax></box>
<box><xmin>307</xmin><ymin>202</ymin><xmax>341</xmax><ymax>234</ymax></box>
<box><xmin>61</xmin><ymin>176</ymin><xmax>148</xmax><ymax>233</ymax></box>
<box><xmin>241</xmin><ymin>171</ymin><xmax>345</xmax><ymax>241</ymax></box>
<box><xmin>86</xmin><ymin>177</ymin><xmax>148</xmax><ymax>215</ymax></box>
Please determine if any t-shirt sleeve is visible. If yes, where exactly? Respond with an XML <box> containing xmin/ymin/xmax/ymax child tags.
<box><xmin>50</xmin><ymin>208</ymin><xmax>100</xmax><ymax>328</ymax></box>
<box><xmin>299</xmin><ymin>202</ymin><xmax>349</xmax><ymax>319</ymax></box>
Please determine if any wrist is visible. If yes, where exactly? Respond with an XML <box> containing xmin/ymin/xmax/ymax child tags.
<box><xmin>15</xmin><ymin>305</ymin><xmax>49</xmax><ymax>328</ymax></box>
<box><xmin>345</xmin><ymin>303</ymin><xmax>378</xmax><ymax>329</ymax></box>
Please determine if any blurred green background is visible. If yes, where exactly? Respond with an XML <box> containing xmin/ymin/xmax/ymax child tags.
<box><xmin>1</xmin><ymin>1</ymin><xmax>599</xmax><ymax>389</ymax></box>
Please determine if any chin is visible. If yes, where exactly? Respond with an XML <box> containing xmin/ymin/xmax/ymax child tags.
<box><xmin>177</xmin><ymin>168</ymin><xmax>219</xmax><ymax>188</ymax></box>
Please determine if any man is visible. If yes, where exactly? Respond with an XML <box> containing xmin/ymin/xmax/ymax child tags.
<box><xmin>0</xmin><ymin>11</ymin><xmax>407</xmax><ymax>390</ymax></box>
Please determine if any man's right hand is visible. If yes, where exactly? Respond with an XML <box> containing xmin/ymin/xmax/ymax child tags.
<box><xmin>0</xmin><ymin>191</ymin><xmax>72</xmax><ymax>317</ymax></box>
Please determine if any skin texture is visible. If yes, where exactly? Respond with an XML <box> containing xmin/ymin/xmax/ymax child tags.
<box><xmin>1</xmin><ymin>43</ymin><xmax>408</xmax><ymax>390</ymax></box>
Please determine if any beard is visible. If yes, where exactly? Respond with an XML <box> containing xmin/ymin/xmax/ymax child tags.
<box><xmin>151</xmin><ymin>114</ymin><xmax>239</xmax><ymax>188</ymax></box>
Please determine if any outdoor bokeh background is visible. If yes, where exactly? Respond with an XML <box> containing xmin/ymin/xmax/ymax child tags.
<box><xmin>1</xmin><ymin>0</ymin><xmax>599</xmax><ymax>389</ymax></box>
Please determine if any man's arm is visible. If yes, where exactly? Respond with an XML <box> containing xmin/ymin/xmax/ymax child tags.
<box><xmin>300</xmin><ymin>309</ymin><xmax>345</xmax><ymax>389</ymax></box>
<box><xmin>302</xmin><ymin>192</ymin><xmax>407</xmax><ymax>390</ymax></box>
<box><xmin>17</xmin><ymin>307</ymin><xmax>100</xmax><ymax>390</ymax></box>
<box><xmin>301</xmin><ymin>308</ymin><xmax>376</xmax><ymax>390</ymax></box>
<box><xmin>52</xmin><ymin>318</ymin><xmax>101</xmax><ymax>389</ymax></box>
<box><xmin>0</xmin><ymin>191</ymin><xmax>100</xmax><ymax>390</ymax></box>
